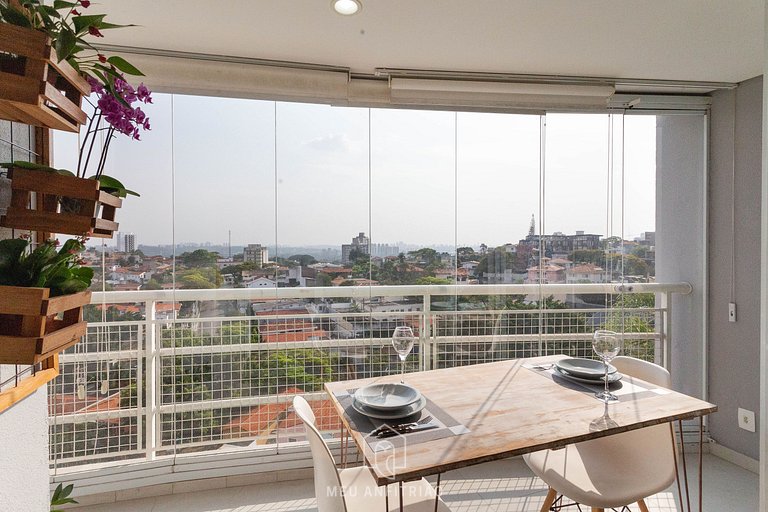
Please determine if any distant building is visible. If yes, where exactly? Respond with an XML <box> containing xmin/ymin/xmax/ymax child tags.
<box><xmin>246</xmin><ymin>277</ymin><xmax>277</xmax><ymax>288</ymax></box>
<box><xmin>565</xmin><ymin>264</ymin><xmax>607</xmax><ymax>283</ymax></box>
<box><xmin>279</xmin><ymin>266</ymin><xmax>316</xmax><ymax>287</ymax></box>
<box><xmin>636</xmin><ymin>231</ymin><xmax>656</xmax><ymax>246</ymax></box>
<box><xmin>525</xmin><ymin>264</ymin><xmax>566</xmax><ymax>284</ymax></box>
<box><xmin>341</xmin><ymin>232</ymin><xmax>370</xmax><ymax>264</ymax></box>
<box><xmin>370</xmin><ymin>242</ymin><xmax>399</xmax><ymax>258</ymax></box>
<box><xmin>115</xmin><ymin>232</ymin><xmax>136</xmax><ymax>252</ymax></box>
<box><xmin>519</xmin><ymin>230</ymin><xmax>600</xmax><ymax>258</ymax></box>
<box><xmin>243</xmin><ymin>244</ymin><xmax>269</xmax><ymax>266</ymax></box>
<box><xmin>123</xmin><ymin>233</ymin><xmax>136</xmax><ymax>253</ymax></box>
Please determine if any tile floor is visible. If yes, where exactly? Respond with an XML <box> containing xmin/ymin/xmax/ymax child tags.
<box><xmin>72</xmin><ymin>454</ymin><xmax>757</xmax><ymax>512</ymax></box>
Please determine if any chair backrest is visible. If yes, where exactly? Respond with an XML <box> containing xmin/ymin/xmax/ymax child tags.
<box><xmin>611</xmin><ymin>356</ymin><xmax>671</xmax><ymax>388</ymax></box>
<box><xmin>293</xmin><ymin>396</ymin><xmax>347</xmax><ymax>512</ymax></box>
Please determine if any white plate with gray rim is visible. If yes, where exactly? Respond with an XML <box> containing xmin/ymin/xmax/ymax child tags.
<box><xmin>353</xmin><ymin>383</ymin><xmax>422</xmax><ymax>411</ymax></box>
<box><xmin>555</xmin><ymin>358</ymin><xmax>617</xmax><ymax>379</ymax></box>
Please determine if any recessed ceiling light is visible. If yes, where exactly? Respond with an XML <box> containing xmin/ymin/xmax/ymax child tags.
<box><xmin>332</xmin><ymin>0</ymin><xmax>361</xmax><ymax>16</ymax></box>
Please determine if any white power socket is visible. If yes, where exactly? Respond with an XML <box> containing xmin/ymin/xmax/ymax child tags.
<box><xmin>729</xmin><ymin>302</ymin><xmax>737</xmax><ymax>323</ymax></box>
<box><xmin>738</xmin><ymin>408</ymin><xmax>755</xmax><ymax>432</ymax></box>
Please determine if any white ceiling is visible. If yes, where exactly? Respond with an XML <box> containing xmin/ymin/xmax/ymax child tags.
<box><xmin>99</xmin><ymin>0</ymin><xmax>764</xmax><ymax>84</ymax></box>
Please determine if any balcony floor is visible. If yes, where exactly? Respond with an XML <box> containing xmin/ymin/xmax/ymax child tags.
<box><xmin>71</xmin><ymin>453</ymin><xmax>756</xmax><ymax>512</ymax></box>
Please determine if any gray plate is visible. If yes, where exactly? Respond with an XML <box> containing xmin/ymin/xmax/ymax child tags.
<box><xmin>351</xmin><ymin>396</ymin><xmax>428</xmax><ymax>420</ymax></box>
<box><xmin>353</xmin><ymin>383</ymin><xmax>422</xmax><ymax>410</ymax></box>
<box><xmin>554</xmin><ymin>366</ymin><xmax>623</xmax><ymax>385</ymax></box>
<box><xmin>555</xmin><ymin>358</ymin><xmax>617</xmax><ymax>379</ymax></box>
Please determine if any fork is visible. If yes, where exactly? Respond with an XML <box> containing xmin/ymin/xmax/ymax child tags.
<box><xmin>370</xmin><ymin>415</ymin><xmax>433</xmax><ymax>436</ymax></box>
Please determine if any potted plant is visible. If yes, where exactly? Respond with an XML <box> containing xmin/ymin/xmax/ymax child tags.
<box><xmin>0</xmin><ymin>235</ymin><xmax>93</xmax><ymax>364</ymax></box>
<box><xmin>0</xmin><ymin>1</ymin><xmax>152</xmax><ymax>238</ymax></box>
<box><xmin>0</xmin><ymin>0</ymin><xmax>145</xmax><ymax>132</ymax></box>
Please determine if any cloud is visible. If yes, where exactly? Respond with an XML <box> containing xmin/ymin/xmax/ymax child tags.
<box><xmin>302</xmin><ymin>133</ymin><xmax>351</xmax><ymax>152</ymax></box>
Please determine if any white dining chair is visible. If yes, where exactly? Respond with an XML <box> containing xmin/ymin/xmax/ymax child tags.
<box><xmin>523</xmin><ymin>356</ymin><xmax>677</xmax><ymax>512</ymax></box>
<box><xmin>293</xmin><ymin>395</ymin><xmax>451</xmax><ymax>512</ymax></box>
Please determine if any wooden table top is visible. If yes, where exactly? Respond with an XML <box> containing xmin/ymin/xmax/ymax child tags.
<box><xmin>324</xmin><ymin>355</ymin><xmax>717</xmax><ymax>486</ymax></box>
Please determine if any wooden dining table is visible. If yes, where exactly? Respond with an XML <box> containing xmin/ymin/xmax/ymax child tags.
<box><xmin>324</xmin><ymin>354</ymin><xmax>717</xmax><ymax>511</ymax></box>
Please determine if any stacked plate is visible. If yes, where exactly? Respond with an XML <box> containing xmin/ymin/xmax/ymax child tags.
<box><xmin>352</xmin><ymin>383</ymin><xmax>427</xmax><ymax>419</ymax></box>
<box><xmin>553</xmin><ymin>358</ymin><xmax>623</xmax><ymax>385</ymax></box>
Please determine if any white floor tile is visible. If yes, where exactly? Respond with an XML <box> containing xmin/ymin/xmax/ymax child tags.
<box><xmin>71</xmin><ymin>454</ymin><xmax>757</xmax><ymax>512</ymax></box>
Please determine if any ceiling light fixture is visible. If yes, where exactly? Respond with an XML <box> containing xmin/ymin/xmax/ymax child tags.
<box><xmin>332</xmin><ymin>0</ymin><xmax>361</xmax><ymax>16</ymax></box>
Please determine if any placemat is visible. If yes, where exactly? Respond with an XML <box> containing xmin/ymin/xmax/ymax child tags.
<box><xmin>334</xmin><ymin>388</ymin><xmax>470</xmax><ymax>452</ymax></box>
<box><xmin>523</xmin><ymin>362</ymin><xmax>669</xmax><ymax>404</ymax></box>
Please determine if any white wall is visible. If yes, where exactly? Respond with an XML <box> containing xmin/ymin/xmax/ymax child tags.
<box><xmin>0</xmin><ymin>383</ymin><xmax>50</xmax><ymax>511</ymax></box>
<box><xmin>0</xmin><ymin>119</ymin><xmax>52</xmax><ymax>511</ymax></box>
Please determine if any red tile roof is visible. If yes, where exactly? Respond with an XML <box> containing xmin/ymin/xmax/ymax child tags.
<box><xmin>222</xmin><ymin>389</ymin><xmax>341</xmax><ymax>438</ymax></box>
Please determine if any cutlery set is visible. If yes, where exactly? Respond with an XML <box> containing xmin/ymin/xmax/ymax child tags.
<box><xmin>370</xmin><ymin>416</ymin><xmax>437</xmax><ymax>438</ymax></box>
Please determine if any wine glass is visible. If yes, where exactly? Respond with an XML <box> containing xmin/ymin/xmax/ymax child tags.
<box><xmin>392</xmin><ymin>326</ymin><xmax>416</xmax><ymax>383</ymax></box>
<box><xmin>592</xmin><ymin>329</ymin><xmax>623</xmax><ymax>402</ymax></box>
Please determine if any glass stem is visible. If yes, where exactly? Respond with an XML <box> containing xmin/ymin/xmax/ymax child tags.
<box><xmin>604</xmin><ymin>360</ymin><xmax>609</xmax><ymax>398</ymax></box>
<box><xmin>400</xmin><ymin>356</ymin><xmax>406</xmax><ymax>383</ymax></box>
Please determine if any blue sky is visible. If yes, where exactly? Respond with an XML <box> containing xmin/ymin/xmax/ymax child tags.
<box><xmin>52</xmin><ymin>94</ymin><xmax>655</xmax><ymax>248</ymax></box>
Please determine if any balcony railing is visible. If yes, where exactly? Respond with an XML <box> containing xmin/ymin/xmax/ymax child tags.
<box><xmin>48</xmin><ymin>282</ymin><xmax>690</xmax><ymax>473</ymax></box>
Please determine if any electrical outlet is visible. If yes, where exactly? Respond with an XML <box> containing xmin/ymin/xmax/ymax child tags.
<box><xmin>738</xmin><ymin>408</ymin><xmax>755</xmax><ymax>432</ymax></box>
<box><xmin>729</xmin><ymin>302</ymin><xmax>737</xmax><ymax>323</ymax></box>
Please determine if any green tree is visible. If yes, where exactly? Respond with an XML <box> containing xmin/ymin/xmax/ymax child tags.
<box><xmin>220</xmin><ymin>321</ymin><xmax>260</xmax><ymax>344</ymax></box>
<box><xmin>178</xmin><ymin>267</ymin><xmax>221</xmax><ymax>289</ymax></box>
<box><xmin>456</xmin><ymin>246</ymin><xmax>476</xmax><ymax>264</ymax></box>
<box><xmin>408</xmin><ymin>248</ymin><xmax>439</xmax><ymax>269</ymax></box>
<box><xmin>415</xmin><ymin>276</ymin><xmax>452</xmax><ymax>285</ymax></box>
<box><xmin>142</xmin><ymin>279</ymin><xmax>162</xmax><ymax>290</ymax></box>
<box><xmin>288</xmin><ymin>254</ymin><xmax>317</xmax><ymax>266</ymax></box>
<box><xmin>180</xmin><ymin>249</ymin><xmax>219</xmax><ymax>268</ymax></box>
<box><xmin>622</xmin><ymin>254</ymin><xmax>649</xmax><ymax>276</ymax></box>
<box><xmin>476</xmin><ymin>248</ymin><xmax>527</xmax><ymax>276</ymax></box>
<box><xmin>570</xmin><ymin>249</ymin><xmax>605</xmax><ymax>266</ymax></box>
<box><xmin>248</xmin><ymin>349</ymin><xmax>339</xmax><ymax>395</ymax></box>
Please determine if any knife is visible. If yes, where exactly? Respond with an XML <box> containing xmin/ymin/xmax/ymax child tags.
<box><xmin>376</xmin><ymin>423</ymin><xmax>439</xmax><ymax>438</ymax></box>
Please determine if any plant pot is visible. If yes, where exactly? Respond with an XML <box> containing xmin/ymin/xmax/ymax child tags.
<box><xmin>0</xmin><ymin>167</ymin><xmax>122</xmax><ymax>238</ymax></box>
<box><xmin>0</xmin><ymin>23</ymin><xmax>89</xmax><ymax>132</ymax></box>
<box><xmin>0</xmin><ymin>286</ymin><xmax>91</xmax><ymax>365</ymax></box>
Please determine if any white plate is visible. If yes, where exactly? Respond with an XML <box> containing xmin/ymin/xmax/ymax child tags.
<box><xmin>554</xmin><ymin>366</ymin><xmax>623</xmax><ymax>385</ymax></box>
<box><xmin>353</xmin><ymin>383</ymin><xmax>422</xmax><ymax>410</ymax></box>
<box><xmin>351</xmin><ymin>396</ymin><xmax>428</xmax><ymax>420</ymax></box>
<box><xmin>555</xmin><ymin>358</ymin><xmax>617</xmax><ymax>379</ymax></box>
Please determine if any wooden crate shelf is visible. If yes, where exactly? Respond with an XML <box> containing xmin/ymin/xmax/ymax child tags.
<box><xmin>0</xmin><ymin>22</ymin><xmax>89</xmax><ymax>132</ymax></box>
<box><xmin>0</xmin><ymin>286</ymin><xmax>91</xmax><ymax>365</ymax></box>
<box><xmin>1</xmin><ymin>167</ymin><xmax>122</xmax><ymax>238</ymax></box>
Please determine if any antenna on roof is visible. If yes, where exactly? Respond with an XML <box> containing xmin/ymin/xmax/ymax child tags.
<box><xmin>528</xmin><ymin>214</ymin><xmax>535</xmax><ymax>236</ymax></box>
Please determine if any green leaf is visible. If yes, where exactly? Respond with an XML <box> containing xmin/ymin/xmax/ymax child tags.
<box><xmin>0</xmin><ymin>239</ymin><xmax>28</xmax><ymax>274</ymax></box>
<box><xmin>91</xmin><ymin>174</ymin><xmax>125</xmax><ymax>192</ymax></box>
<box><xmin>106</xmin><ymin>56</ymin><xmax>144</xmax><ymax>76</ymax></box>
<box><xmin>72</xmin><ymin>14</ymin><xmax>106</xmax><ymax>34</ymax></box>
<box><xmin>70</xmin><ymin>266</ymin><xmax>94</xmax><ymax>282</ymax></box>
<box><xmin>55</xmin><ymin>28</ymin><xmax>77</xmax><ymax>63</ymax></box>
<box><xmin>61</xmin><ymin>484</ymin><xmax>74</xmax><ymax>499</ymax></box>
<box><xmin>51</xmin><ymin>483</ymin><xmax>63</xmax><ymax>503</ymax></box>
<box><xmin>93</xmin><ymin>63</ymin><xmax>124</xmax><ymax>80</ymax></box>
<box><xmin>0</xmin><ymin>5</ymin><xmax>32</xmax><ymax>27</ymax></box>
<box><xmin>39</xmin><ymin>5</ymin><xmax>61</xmax><ymax>19</ymax></box>
<box><xmin>96</xmin><ymin>21</ymin><xmax>134</xmax><ymax>30</ymax></box>
<box><xmin>53</xmin><ymin>1</ymin><xmax>77</xmax><ymax>9</ymax></box>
